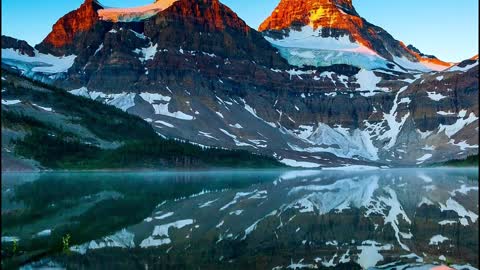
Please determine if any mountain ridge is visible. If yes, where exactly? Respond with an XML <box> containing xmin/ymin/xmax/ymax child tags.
<box><xmin>1</xmin><ymin>0</ymin><xmax>477</xmax><ymax>168</ymax></box>
<box><xmin>1</xmin><ymin>68</ymin><xmax>284</xmax><ymax>171</ymax></box>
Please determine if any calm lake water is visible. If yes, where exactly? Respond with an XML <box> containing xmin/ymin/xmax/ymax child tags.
<box><xmin>2</xmin><ymin>168</ymin><xmax>478</xmax><ymax>269</ymax></box>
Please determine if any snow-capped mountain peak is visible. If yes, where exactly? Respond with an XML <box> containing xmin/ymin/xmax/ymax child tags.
<box><xmin>259</xmin><ymin>0</ymin><xmax>452</xmax><ymax>72</ymax></box>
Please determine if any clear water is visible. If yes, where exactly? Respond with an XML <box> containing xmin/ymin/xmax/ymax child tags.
<box><xmin>2</xmin><ymin>168</ymin><xmax>478</xmax><ymax>269</ymax></box>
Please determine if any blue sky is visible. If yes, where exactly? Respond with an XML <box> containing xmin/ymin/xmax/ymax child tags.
<box><xmin>2</xmin><ymin>0</ymin><xmax>478</xmax><ymax>62</ymax></box>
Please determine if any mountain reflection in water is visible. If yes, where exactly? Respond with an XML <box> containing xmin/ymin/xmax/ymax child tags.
<box><xmin>2</xmin><ymin>169</ymin><xmax>478</xmax><ymax>269</ymax></box>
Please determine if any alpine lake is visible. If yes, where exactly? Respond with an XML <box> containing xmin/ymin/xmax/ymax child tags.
<box><xmin>1</xmin><ymin>168</ymin><xmax>478</xmax><ymax>269</ymax></box>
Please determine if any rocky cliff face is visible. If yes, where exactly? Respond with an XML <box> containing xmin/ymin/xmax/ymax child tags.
<box><xmin>163</xmin><ymin>0</ymin><xmax>250</xmax><ymax>33</ymax></box>
<box><xmin>1</xmin><ymin>0</ymin><xmax>477</xmax><ymax>167</ymax></box>
<box><xmin>258</xmin><ymin>0</ymin><xmax>358</xmax><ymax>32</ymax></box>
<box><xmin>259</xmin><ymin>0</ymin><xmax>452</xmax><ymax>72</ymax></box>
<box><xmin>36</xmin><ymin>0</ymin><xmax>103</xmax><ymax>55</ymax></box>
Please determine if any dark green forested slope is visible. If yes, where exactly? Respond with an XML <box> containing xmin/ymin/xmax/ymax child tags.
<box><xmin>436</xmin><ymin>155</ymin><xmax>479</xmax><ymax>167</ymax></box>
<box><xmin>1</xmin><ymin>69</ymin><xmax>283</xmax><ymax>170</ymax></box>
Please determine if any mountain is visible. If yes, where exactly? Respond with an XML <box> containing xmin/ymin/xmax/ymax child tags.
<box><xmin>1</xmin><ymin>0</ymin><xmax>477</xmax><ymax>168</ymax></box>
<box><xmin>36</xmin><ymin>0</ymin><xmax>104</xmax><ymax>55</ymax></box>
<box><xmin>445</xmin><ymin>54</ymin><xmax>479</xmax><ymax>72</ymax></box>
<box><xmin>259</xmin><ymin>0</ymin><xmax>452</xmax><ymax>72</ymax></box>
<box><xmin>1</xmin><ymin>69</ymin><xmax>283</xmax><ymax>171</ymax></box>
<box><xmin>1</xmin><ymin>35</ymin><xmax>35</xmax><ymax>56</ymax></box>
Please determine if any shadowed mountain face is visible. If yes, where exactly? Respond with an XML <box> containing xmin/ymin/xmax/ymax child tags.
<box><xmin>1</xmin><ymin>0</ymin><xmax>478</xmax><ymax>167</ymax></box>
<box><xmin>1</xmin><ymin>35</ymin><xmax>35</xmax><ymax>56</ymax></box>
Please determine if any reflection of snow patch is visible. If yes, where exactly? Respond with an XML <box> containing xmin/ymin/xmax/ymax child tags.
<box><xmin>154</xmin><ymin>212</ymin><xmax>174</xmax><ymax>220</ymax></box>
<box><xmin>418</xmin><ymin>197</ymin><xmax>434</xmax><ymax>207</ymax></box>
<box><xmin>2</xmin><ymin>99</ymin><xmax>21</xmax><ymax>105</ymax></box>
<box><xmin>140</xmin><ymin>219</ymin><xmax>194</xmax><ymax>248</ymax></box>
<box><xmin>33</xmin><ymin>104</ymin><xmax>54</xmax><ymax>112</ymax></box>
<box><xmin>429</xmin><ymin>235</ymin><xmax>448</xmax><ymax>245</ymax></box>
<box><xmin>450</xmin><ymin>185</ymin><xmax>479</xmax><ymax>196</ymax></box>
<box><xmin>1</xmin><ymin>236</ymin><xmax>19</xmax><ymax>242</ymax></box>
<box><xmin>199</xmin><ymin>199</ymin><xmax>218</xmax><ymax>208</ymax></box>
<box><xmin>356</xmin><ymin>240</ymin><xmax>392</xmax><ymax>269</ymax></box>
<box><xmin>437</xmin><ymin>111</ymin><xmax>455</xmax><ymax>116</ymax></box>
<box><xmin>439</xmin><ymin>198</ymin><xmax>478</xmax><ymax>225</ymax></box>
<box><xmin>365</xmin><ymin>187</ymin><xmax>412</xmax><ymax>251</ymax></box>
<box><xmin>242</xmin><ymin>210</ymin><xmax>277</xmax><ymax>240</ymax></box>
<box><xmin>288</xmin><ymin>176</ymin><xmax>379</xmax><ymax>215</ymax></box>
<box><xmin>220</xmin><ymin>190</ymin><xmax>258</xmax><ymax>211</ymax></box>
<box><xmin>36</xmin><ymin>229</ymin><xmax>52</xmax><ymax>237</ymax></box>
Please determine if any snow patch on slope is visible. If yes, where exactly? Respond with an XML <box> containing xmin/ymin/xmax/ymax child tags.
<box><xmin>152</xmin><ymin>103</ymin><xmax>194</xmax><ymax>120</ymax></box>
<box><xmin>279</xmin><ymin>158</ymin><xmax>320</xmax><ymax>168</ymax></box>
<box><xmin>133</xmin><ymin>43</ymin><xmax>158</xmax><ymax>62</ymax></box>
<box><xmin>68</xmin><ymin>88</ymin><xmax>136</xmax><ymax>111</ymax></box>
<box><xmin>264</xmin><ymin>26</ymin><xmax>391</xmax><ymax>70</ymax></box>
<box><xmin>427</xmin><ymin>91</ymin><xmax>447</xmax><ymax>101</ymax></box>
<box><xmin>2</xmin><ymin>48</ymin><xmax>76</xmax><ymax>74</ymax></box>
<box><xmin>355</xmin><ymin>69</ymin><xmax>388</xmax><ymax>96</ymax></box>
<box><xmin>438</xmin><ymin>110</ymin><xmax>478</xmax><ymax>138</ymax></box>
<box><xmin>291</xmin><ymin>123</ymin><xmax>379</xmax><ymax>161</ymax></box>
<box><xmin>107</xmin><ymin>93</ymin><xmax>136</xmax><ymax>111</ymax></box>
<box><xmin>378</xmin><ymin>86</ymin><xmax>410</xmax><ymax>149</ymax></box>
